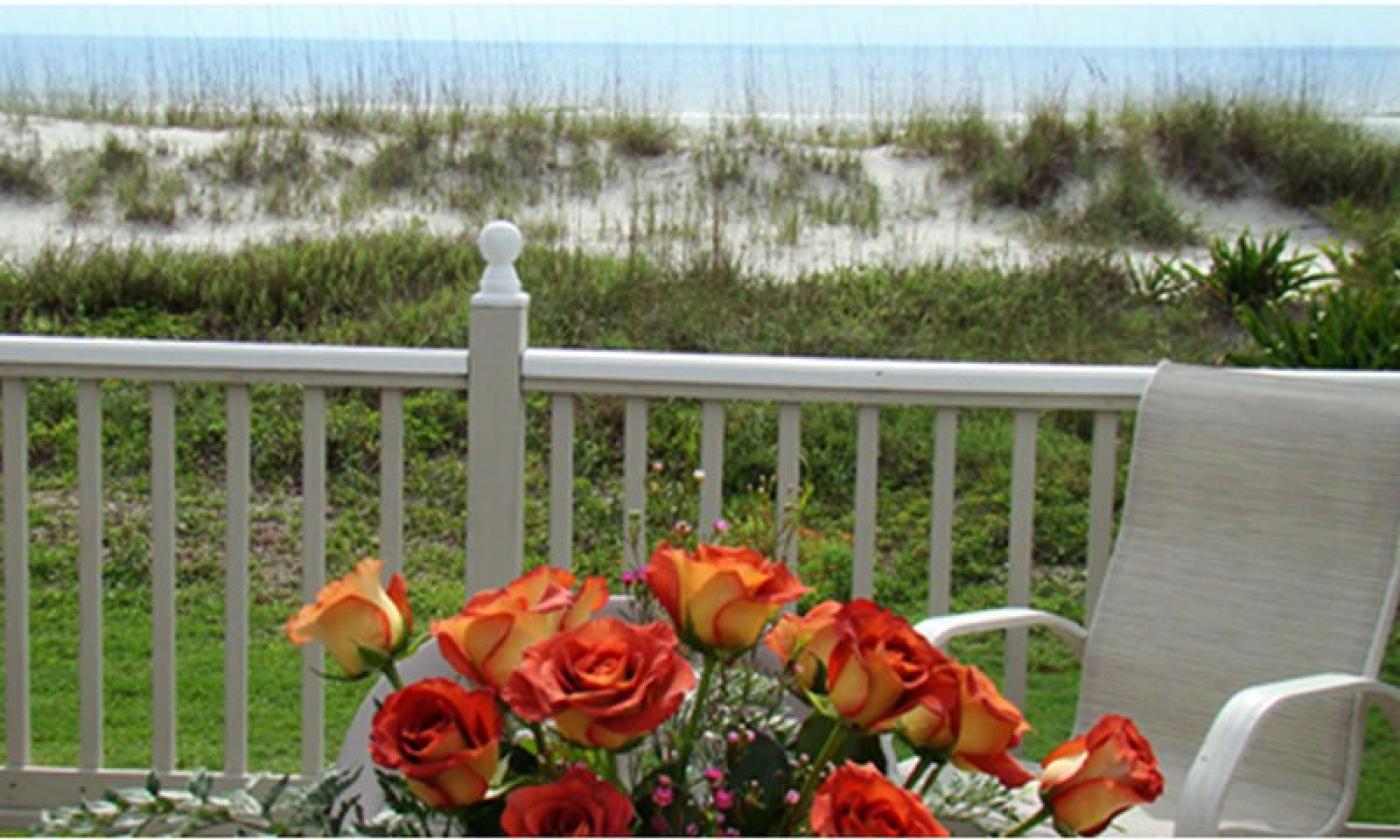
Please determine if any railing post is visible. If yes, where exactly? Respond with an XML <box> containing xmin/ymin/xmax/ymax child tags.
<box><xmin>466</xmin><ymin>220</ymin><xmax>528</xmax><ymax>595</ymax></box>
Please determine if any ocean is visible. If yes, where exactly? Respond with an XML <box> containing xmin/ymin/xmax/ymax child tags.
<box><xmin>1</xmin><ymin>34</ymin><xmax>1397</xmax><ymax>119</ymax></box>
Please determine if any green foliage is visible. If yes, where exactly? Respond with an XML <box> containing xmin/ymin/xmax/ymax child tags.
<box><xmin>602</xmin><ymin>112</ymin><xmax>677</xmax><ymax>157</ymax></box>
<box><xmin>0</xmin><ymin>142</ymin><xmax>50</xmax><ymax>198</ymax></box>
<box><xmin>1233</xmin><ymin>281</ymin><xmax>1400</xmax><ymax>370</ymax></box>
<box><xmin>1052</xmin><ymin>150</ymin><xmax>1197</xmax><ymax>247</ymax></box>
<box><xmin>1172</xmin><ymin>231</ymin><xmax>1318</xmax><ymax>311</ymax></box>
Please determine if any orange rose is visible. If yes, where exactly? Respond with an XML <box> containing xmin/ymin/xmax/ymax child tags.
<box><xmin>645</xmin><ymin>542</ymin><xmax>808</xmax><ymax>653</ymax></box>
<box><xmin>285</xmin><ymin>557</ymin><xmax>412</xmax><ymax>678</ymax></box>
<box><xmin>1039</xmin><ymin>715</ymin><xmax>1165</xmax><ymax>837</ymax></box>
<box><xmin>433</xmin><ymin>566</ymin><xmax>608</xmax><ymax>691</ymax></box>
<box><xmin>778</xmin><ymin>599</ymin><xmax>948</xmax><ymax>732</ymax></box>
<box><xmin>810</xmin><ymin>761</ymin><xmax>949</xmax><ymax>837</ymax></box>
<box><xmin>764</xmin><ymin>600</ymin><xmax>842</xmax><ymax>689</ymax></box>
<box><xmin>369</xmin><ymin>678</ymin><xmax>502</xmax><ymax>809</ymax></box>
<box><xmin>502</xmin><ymin>617</ymin><xmax>696</xmax><ymax>750</ymax></box>
<box><xmin>502</xmin><ymin>766</ymin><xmax>635</xmax><ymax>836</ymax></box>
<box><xmin>897</xmin><ymin>661</ymin><xmax>1034</xmax><ymax>788</ymax></box>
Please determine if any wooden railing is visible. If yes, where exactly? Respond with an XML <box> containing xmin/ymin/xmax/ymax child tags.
<box><xmin>0</xmin><ymin>220</ymin><xmax>1393</xmax><ymax>825</ymax></box>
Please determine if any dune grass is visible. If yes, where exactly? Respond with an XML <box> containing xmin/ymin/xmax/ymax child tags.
<box><xmin>0</xmin><ymin>228</ymin><xmax>1394</xmax><ymax>823</ymax></box>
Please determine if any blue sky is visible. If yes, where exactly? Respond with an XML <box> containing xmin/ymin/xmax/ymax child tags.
<box><xmin>0</xmin><ymin>4</ymin><xmax>1397</xmax><ymax>49</ymax></box>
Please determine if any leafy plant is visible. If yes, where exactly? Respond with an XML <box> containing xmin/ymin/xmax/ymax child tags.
<box><xmin>1172</xmin><ymin>231</ymin><xmax>1318</xmax><ymax>311</ymax></box>
<box><xmin>0</xmin><ymin>143</ymin><xmax>50</xmax><ymax>198</ymax></box>
<box><xmin>1232</xmin><ymin>282</ymin><xmax>1400</xmax><ymax>370</ymax></box>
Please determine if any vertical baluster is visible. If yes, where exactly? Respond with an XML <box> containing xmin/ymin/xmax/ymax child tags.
<box><xmin>150</xmin><ymin>383</ymin><xmax>177</xmax><ymax>773</ymax></box>
<box><xmin>3</xmin><ymin>379</ymin><xmax>28</xmax><ymax>768</ymax></box>
<box><xmin>623</xmin><ymin>399</ymin><xmax>648</xmax><ymax>569</ymax></box>
<box><xmin>379</xmin><ymin>389</ymin><xmax>404</xmax><ymax>578</ymax></box>
<box><xmin>223</xmin><ymin>385</ymin><xmax>250</xmax><ymax>778</ymax></box>
<box><xmin>698</xmin><ymin>401</ymin><xmax>724</xmax><ymax>540</ymax></box>
<box><xmin>549</xmin><ymin>395</ymin><xmax>575</xmax><ymax>570</ymax></box>
<box><xmin>1085</xmin><ymin>411</ymin><xmax>1120</xmax><ymax>624</ymax></box>
<box><xmin>77</xmin><ymin>381</ymin><xmax>103</xmax><ymax>770</ymax></box>
<box><xmin>301</xmin><ymin>387</ymin><xmax>326</xmax><ymax>776</ymax></box>
<box><xmin>775</xmin><ymin>404</ymin><xmax>801</xmax><ymax>569</ymax></box>
<box><xmin>852</xmin><ymin>406</ymin><xmax>879</xmax><ymax>599</ymax></box>
<box><xmin>927</xmin><ymin>409</ymin><xmax>958</xmax><ymax>617</ymax></box>
<box><xmin>1006</xmin><ymin>411</ymin><xmax>1039</xmax><ymax>709</ymax></box>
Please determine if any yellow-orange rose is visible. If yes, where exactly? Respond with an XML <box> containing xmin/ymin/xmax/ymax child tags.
<box><xmin>897</xmin><ymin>661</ymin><xmax>1034</xmax><ymax>788</ymax></box>
<box><xmin>370</xmin><ymin>678</ymin><xmax>501</xmax><ymax>809</ymax></box>
<box><xmin>432</xmin><ymin>566</ymin><xmax>608</xmax><ymax>691</ymax></box>
<box><xmin>764</xmin><ymin>600</ymin><xmax>841</xmax><ymax>688</ymax></box>
<box><xmin>645</xmin><ymin>542</ymin><xmax>807</xmax><ymax>653</ymax></box>
<box><xmin>285</xmin><ymin>557</ymin><xmax>412</xmax><ymax>678</ymax></box>
<box><xmin>1040</xmin><ymin>715</ymin><xmax>1165</xmax><ymax>837</ymax></box>
<box><xmin>810</xmin><ymin>761</ymin><xmax>949</xmax><ymax>837</ymax></box>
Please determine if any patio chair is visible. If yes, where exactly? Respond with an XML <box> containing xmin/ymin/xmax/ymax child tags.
<box><xmin>916</xmin><ymin>362</ymin><xmax>1400</xmax><ymax>835</ymax></box>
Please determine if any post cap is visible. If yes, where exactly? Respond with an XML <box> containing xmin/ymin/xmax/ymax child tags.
<box><xmin>476</xmin><ymin>220</ymin><xmax>526</xmax><ymax>301</ymax></box>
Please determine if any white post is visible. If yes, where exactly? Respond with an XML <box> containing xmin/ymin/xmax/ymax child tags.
<box><xmin>466</xmin><ymin>220</ymin><xmax>528</xmax><ymax>595</ymax></box>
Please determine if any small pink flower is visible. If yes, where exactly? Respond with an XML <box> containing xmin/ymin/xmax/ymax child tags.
<box><xmin>725</xmin><ymin>731</ymin><xmax>740</xmax><ymax>745</ymax></box>
<box><xmin>714</xmin><ymin>518</ymin><xmax>730</xmax><ymax>534</ymax></box>
<box><xmin>784</xmin><ymin>789</ymin><xmax>801</xmax><ymax>806</ymax></box>
<box><xmin>652</xmin><ymin>786</ymin><xmax>674</xmax><ymax>808</ymax></box>
<box><xmin>621</xmin><ymin>570</ymin><xmax>638</xmax><ymax>585</ymax></box>
<box><xmin>650</xmin><ymin>815</ymin><xmax>670</xmax><ymax>833</ymax></box>
<box><xmin>658</xmin><ymin>774</ymin><xmax>673</xmax><ymax>787</ymax></box>
<box><xmin>704</xmin><ymin>767</ymin><xmax>724</xmax><ymax>784</ymax></box>
<box><xmin>686</xmin><ymin>823</ymin><xmax>699</xmax><ymax>836</ymax></box>
<box><xmin>714</xmin><ymin>789</ymin><xmax>735</xmax><ymax>811</ymax></box>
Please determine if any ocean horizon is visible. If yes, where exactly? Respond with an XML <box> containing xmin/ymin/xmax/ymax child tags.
<box><xmin>2</xmin><ymin>34</ymin><xmax>1397</xmax><ymax>119</ymax></box>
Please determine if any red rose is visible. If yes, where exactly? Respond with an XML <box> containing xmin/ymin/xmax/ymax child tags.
<box><xmin>369</xmin><ymin>678</ymin><xmax>501</xmax><ymax>809</ymax></box>
<box><xmin>810</xmin><ymin>761</ymin><xmax>949</xmax><ymax>837</ymax></box>
<box><xmin>1040</xmin><ymin>715</ymin><xmax>1165</xmax><ymax>836</ymax></box>
<box><xmin>502</xmin><ymin>617</ymin><xmax>696</xmax><ymax>750</ymax></box>
<box><xmin>502</xmin><ymin>766</ymin><xmax>635</xmax><ymax>836</ymax></box>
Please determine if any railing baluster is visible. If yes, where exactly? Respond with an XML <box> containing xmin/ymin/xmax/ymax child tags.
<box><xmin>301</xmin><ymin>387</ymin><xmax>326</xmax><ymax>776</ymax></box>
<box><xmin>852</xmin><ymin>406</ymin><xmax>879</xmax><ymax>599</ymax></box>
<box><xmin>379</xmin><ymin>389</ymin><xmax>404</xmax><ymax>577</ymax></box>
<box><xmin>549</xmin><ymin>395</ymin><xmax>575</xmax><ymax>570</ymax></box>
<box><xmin>150</xmin><ymin>383</ymin><xmax>177</xmax><ymax>773</ymax></box>
<box><xmin>77</xmin><ymin>380</ymin><xmax>103</xmax><ymax>770</ymax></box>
<box><xmin>927</xmin><ymin>409</ymin><xmax>958</xmax><ymax>617</ymax></box>
<box><xmin>223</xmin><ymin>384</ymin><xmax>250</xmax><ymax>778</ymax></box>
<box><xmin>3</xmin><ymin>379</ymin><xmax>28</xmax><ymax>768</ymax></box>
<box><xmin>1086</xmin><ymin>411</ymin><xmax>1120</xmax><ymax>624</ymax></box>
<box><xmin>1006</xmin><ymin>410</ymin><xmax>1039</xmax><ymax>709</ymax></box>
<box><xmin>698</xmin><ymin>401</ymin><xmax>724</xmax><ymax>540</ymax></box>
<box><xmin>775</xmin><ymin>404</ymin><xmax>801</xmax><ymax>569</ymax></box>
<box><xmin>623</xmin><ymin>399</ymin><xmax>648</xmax><ymax>569</ymax></box>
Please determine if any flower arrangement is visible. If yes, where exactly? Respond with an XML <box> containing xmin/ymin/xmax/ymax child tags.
<box><xmin>286</xmin><ymin>534</ymin><xmax>1163</xmax><ymax>837</ymax></box>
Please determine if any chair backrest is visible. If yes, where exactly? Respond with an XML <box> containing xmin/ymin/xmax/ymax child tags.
<box><xmin>1077</xmin><ymin>363</ymin><xmax>1400</xmax><ymax>833</ymax></box>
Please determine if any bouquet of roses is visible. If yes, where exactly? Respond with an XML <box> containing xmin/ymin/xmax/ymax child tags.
<box><xmin>287</xmin><ymin>533</ymin><xmax>1163</xmax><ymax>837</ymax></box>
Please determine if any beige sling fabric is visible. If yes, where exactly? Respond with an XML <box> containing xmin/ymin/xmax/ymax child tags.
<box><xmin>1077</xmin><ymin>363</ymin><xmax>1400</xmax><ymax>833</ymax></box>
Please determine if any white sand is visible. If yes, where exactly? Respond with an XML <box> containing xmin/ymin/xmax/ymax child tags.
<box><xmin>0</xmin><ymin>112</ymin><xmax>1371</xmax><ymax>274</ymax></box>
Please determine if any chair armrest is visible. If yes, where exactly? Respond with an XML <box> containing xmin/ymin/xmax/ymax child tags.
<box><xmin>1175</xmin><ymin>673</ymin><xmax>1400</xmax><ymax>836</ymax></box>
<box><xmin>913</xmin><ymin>607</ymin><xmax>1088</xmax><ymax>661</ymax></box>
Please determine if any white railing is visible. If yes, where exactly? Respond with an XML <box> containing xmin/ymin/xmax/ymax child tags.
<box><xmin>0</xmin><ymin>220</ymin><xmax>1393</xmax><ymax>826</ymax></box>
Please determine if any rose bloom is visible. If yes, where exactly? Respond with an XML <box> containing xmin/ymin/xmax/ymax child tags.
<box><xmin>502</xmin><ymin>617</ymin><xmax>696</xmax><ymax>749</ymax></box>
<box><xmin>768</xmin><ymin>599</ymin><xmax>947</xmax><ymax>732</ymax></box>
<box><xmin>1040</xmin><ymin>715</ymin><xmax>1165</xmax><ymax>837</ymax></box>
<box><xmin>502</xmin><ymin>766</ymin><xmax>635</xmax><ymax>836</ymax></box>
<box><xmin>285</xmin><ymin>557</ymin><xmax>411</xmax><ymax>678</ymax></box>
<box><xmin>646</xmin><ymin>543</ymin><xmax>808</xmax><ymax>653</ymax></box>
<box><xmin>433</xmin><ymin>566</ymin><xmax>608</xmax><ymax>691</ymax></box>
<box><xmin>369</xmin><ymin>678</ymin><xmax>502</xmax><ymax>809</ymax></box>
<box><xmin>897</xmin><ymin>660</ymin><xmax>1034</xmax><ymax>788</ymax></box>
<box><xmin>764</xmin><ymin>600</ymin><xmax>841</xmax><ymax>688</ymax></box>
<box><xmin>810</xmin><ymin>762</ymin><xmax>949</xmax><ymax>837</ymax></box>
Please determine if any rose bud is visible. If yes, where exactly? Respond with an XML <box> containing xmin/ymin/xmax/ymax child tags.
<box><xmin>369</xmin><ymin>678</ymin><xmax>502</xmax><ymax>809</ymax></box>
<box><xmin>432</xmin><ymin>566</ymin><xmax>607</xmax><ymax>692</ymax></box>
<box><xmin>810</xmin><ymin>761</ymin><xmax>949</xmax><ymax>837</ymax></box>
<box><xmin>503</xmin><ymin>617</ymin><xmax>696</xmax><ymax>750</ymax></box>
<box><xmin>502</xmin><ymin>766</ymin><xmax>635</xmax><ymax>836</ymax></box>
<box><xmin>646</xmin><ymin>542</ymin><xmax>808</xmax><ymax>653</ymax></box>
<box><xmin>764</xmin><ymin>600</ymin><xmax>842</xmax><ymax>689</ymax></box>
<box><xmin>784</xmin><ymin>600</ymin><xmax>947</xmax><ymax>732</ymax></box>
<box><xmin>285</xmin><ymin>557</ymin><xmax>411</xmax><ymax>678</ymax></box>
<box><xmin>1039</xmin><ymin>715</ymin><xmax>1165</xmax><ymax>837</ymax></box>
<box><xmin>897</xmin><ymin>661</ymin><xmax>1034</xmax><ymax>788</ymax></box>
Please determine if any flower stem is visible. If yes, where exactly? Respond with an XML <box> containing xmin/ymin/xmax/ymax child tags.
<box><xmin>529</xmin><ymin>721</ymin><xmax>551</xmax><ymax>763</ymax></box>
<box><xmin>1003</xmin><ymin>805</ymin><xmax>1053</xmax><ymax>837</ymax></box>
<box><xmin>674</xmin><ymin>654</ymin><xmax>719</xmax><ymax>780</ymax></box>
<box><xmin>786</xmin><ymin>719</ymin><xmax>849</xmax><ymax>833</ymax></box>
<box><xmin>904</xmin><ymin>756</ymin><xmax>933</xmax><ymax>790</ymax></box>
<box><xmin>917</xmin><ymin>760</ymin><xmax>946</xmax><ymax>798</ymax></box>
<box><xmin>382</xmin><ymin>659</ymin><xmax>405</xmax><ymax>691</ymax></box>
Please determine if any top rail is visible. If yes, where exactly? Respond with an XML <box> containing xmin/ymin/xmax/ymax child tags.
<box><xmin>0</xmin><ymin>336</ymin><xmax>469</xmax><ymax>389</ymax></box>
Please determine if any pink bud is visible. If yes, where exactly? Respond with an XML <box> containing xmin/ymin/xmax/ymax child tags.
<box><xmin>651</xmin><ymin>786</ymin><xmax>674</xmax><ymax>808</ymax></box>
<box><xmin>745</xmin><ymin>729</ymin><xmax>756</xmax><ymax>743</ymax></box>
<box><xmin>704</xmin><ymin>767</ymin><xmax>724</xmax><ymax>784</ymax></box>
<box><xmin>784</xmin><ymin>789</ymin><xmax>801</xmax><ymax>806</ymax></box>
<box><xmin>725</xmin><ymin>731</ymin><xmax>740</xmax><ymax>745</ymax></box>
<box><xmin>650</xmin><ymin>815</ymin><xmax>670</xmax><ymax>833</ymax></box>
<box><xmin>714</xmin><ymin>518</ymin><xmax>730</xmax><ymax>533</ymax></box>
<box><xmin>686</xmin><ymin>824</ymin><xmax>699</xmax><ymax>836</ymax></box>
<box><xmin>658</xmin><ymin>774</ymin><xmax>673</xmax><ymax>787</ymax></box>
<box><xmin>714</xmin><ymin>789</ymin><xmax>735</xmax><ymax>811</ymax></box>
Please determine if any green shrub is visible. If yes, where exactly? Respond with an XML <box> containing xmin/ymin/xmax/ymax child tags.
<box><xmin>1173</xmin><ymin>231</ymin><xmax>1318</xmax><ymax>311</ymax></box>
<box><xmin>1053</xmin><ymin>152</ymin><xmax>1197</xmax><ymax>247</ymax></box>
<box><xmin>0</xmin><ymin>144</ymin><xmax>50</xmax><ymax>198</ymax></box>
<box><xmin>1233</xmin><ymin>282</ymin><xmax>1400</xmax><ymax>369</ymax></box>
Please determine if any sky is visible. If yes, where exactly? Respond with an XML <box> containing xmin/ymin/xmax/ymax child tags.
<box><xmin>0</xmin><ymin>4</ymin><xmax>1397</xmax><ymax>49</ymax></box>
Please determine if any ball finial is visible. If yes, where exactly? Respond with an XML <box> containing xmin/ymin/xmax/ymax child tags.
<box><xmin>478</xmin><ymin>220</ymin><xmax>523</xmax><ymax>268</ymax></box>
